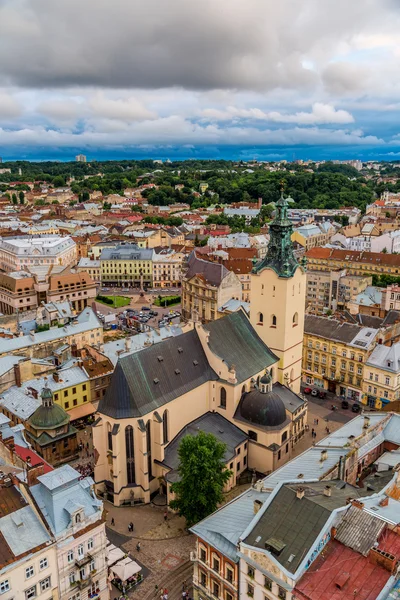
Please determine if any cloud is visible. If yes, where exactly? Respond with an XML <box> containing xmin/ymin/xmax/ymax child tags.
<box><xmin>200</xmin><ymin>103</ymin><xmax>354</xmax><ymax>124</ymax></box>
<box><xmin>0</xmin><ymin>91</ymin><xmax>22</xmax><ymax>118</ymax></box>
<box><xmin>88</xmin><ymin>94</ymin><xmax>156</xmax><ymax>121</ymax></box>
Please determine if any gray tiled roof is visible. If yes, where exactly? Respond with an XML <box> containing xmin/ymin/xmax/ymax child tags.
<box><xmin>304</xmin><ymin>315</ymin><xmax>376</xmax><ymax>345</ymax></box>
<box><xmin>99</xmin><ymin>328</ymin><xmax>218</xmax><ymax>419</ymax></box>
<box><xmin>335</xmin><ymin>505</ymin><xmax>385</xmax><ymax>555</ymax></box>
<box><xmin>162</xmin><ymin>412</ymin><xmax>247</xmax><ymax>483</ymax></box>
<box><xmin>205</xmin><ymin>310</ymin><xmax>278</xmax><ymax>383</ymax></box>
<box><xmin>185</xmin><ymin>251</ymin><xmax>230</xmax><ymax>287</ymax></box>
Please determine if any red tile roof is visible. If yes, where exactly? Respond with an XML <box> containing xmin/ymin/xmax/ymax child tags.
<box><xmin>294</xmin><ymin>539</ymin><xmax>393</xmax><ymax>600</ymax></box>
<box><xmin>14</xmin><ymin>445</ymin><xmax>53</xmax><ymax>474</ymax></box>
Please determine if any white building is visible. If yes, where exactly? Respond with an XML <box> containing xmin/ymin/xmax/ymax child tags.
<box><xmin>29</xmin><ymin>464</ymin><xmax>109</xmax><ymax>600</ymax></box>
<box><xmin>0</xmin><ymin>235</ymin><xmax>77</xmax><ymax>272</ymax></box>
<box><xmin>75</xmin><ymin>154</ymin><xmax>87</xmax><ymax>163</ymax></box>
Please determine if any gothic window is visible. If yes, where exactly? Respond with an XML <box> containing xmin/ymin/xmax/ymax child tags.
<box><xmin>125</xmin><ymin>426</ymin><xmax>135</xmax><ymax>484</ymax></box>
<box><xmin>146</xmin><ymin>420</ymin><xmax>152</xmax><ymax>479</ymax></box>
<box><xmin>258</xmin><ymin>312</ymin><xmax>264</xmax><ymax>325</ymax></box>
<box><xmin>271</xmin><ymin>314</ymin><xmax>277</xmax><ymax>327</ymax></box>
<box><xmin>293</xmin><ymin>312</ymin><xmax>298</xmax><ymax>326</ymax></box>
<box><xmin>162</xmin><ymin>410</ymin><xmax>169</xmax><ymax>444</ymax></box>
<box><xmin>220</xmin><ymin>387</ymin><xmax>227</xmax><ymax>409</ymax></box>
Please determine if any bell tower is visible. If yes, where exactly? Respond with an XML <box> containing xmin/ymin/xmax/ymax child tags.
<box><xmin>250</xmin><ymin>193</ymin><xmax>306</xmax><ymax>393</ymax></box>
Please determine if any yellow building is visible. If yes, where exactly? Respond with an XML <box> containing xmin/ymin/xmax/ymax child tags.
<box><xmin>100</xmin><ymin>244</ymin><xmax>153</xmax><ymax>288</ymax></box>
<box><xmin>0</xmin><ymin>364</ymin><xmax>95</xmax><ymax>425</ymax></box>
<box><xmin>182</xmin><ymin>251</ymin><xmax>242</xmax><ymax>322</ymax></box>
<box><xmin>303</xmin><ymin>315</ymin><xmax>378</xmax><ymax>403</ymax></box>
<box><xmin>305</xmin><ymin>247</ymin><xmax>400</xmax><ymax>277</ymax></box>
<box><xmin>362</xmin><ymin>343</ymin><xmax>400</xmax><ymax>409</ymax></box>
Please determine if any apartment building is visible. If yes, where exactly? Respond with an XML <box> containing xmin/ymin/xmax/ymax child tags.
<box><xmin>181</xmin><ymin>251</ymin><xmax>242</xmax><ymax>322</ymax></box>
<box><xmin>77</xmin><ymin>258</ymin><xmax>101</xmax><ymax>284</ymax></box>
<box><xmin>362</xmin><ymin>342</ymin><xmax>400</xmax><ymax>409</ymax></box>
<box><xmin>0</xmin><ymin>474</ymin><xmax>59</xmax><ymax>600</ymax></box>
<box><xmin>303</xmin><ymin>315</ymin><xmax>378</xmax><ymax>402</ymax></box>
<box><xmin>291</xmin><ymin>223</ymin><xmax>334</xmax><ymax>251</ymax></box>
<box><xmin>0</xmin><ymin>269</ymin><xmax>96</xmax><ymax>315</ymax></box>
<box><xmin>0</xmin><ymin>235</ymin><xmax>76</xmax><ymax>272</ymax></box>
<box><xmin>100</xmin><ymin>244</ymin><xmax>153</xmax><ymax>288</ymax></box>
<box><xmin>306</xmin><ymin>269</ymin><xmax>371</xmax><ymax>315</ymax></box>
<box><xmin>305</xmin><ymin>247</ymin><xmax>400</xmax><ymax>277</ymax></box>
<box><xmin>152</xmin><ymin>248</ymin><xmax>184</xmax><ymax>288</ymax></box>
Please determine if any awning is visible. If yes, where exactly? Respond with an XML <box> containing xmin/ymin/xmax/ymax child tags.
<box><xmin>111</xmin><ymin>557</ymin><xmax>141</xmax><ymax>581</ymax></box>
<box><xmin>106</xmin><ymin>544</ymin><xmax>125</xmax><ymax>566</ymax></box>
<box><xmin>67</xmin><ymin>402</ymin><xmax>96</xmax><ymax>421</ymax></box>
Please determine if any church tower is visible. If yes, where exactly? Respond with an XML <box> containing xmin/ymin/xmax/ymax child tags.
<box><xmin>250</xmin><ymin>193</ymin><xmax>306</xmax><ymax>393</ymax></box>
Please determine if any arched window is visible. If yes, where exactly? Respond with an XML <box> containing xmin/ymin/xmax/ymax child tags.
<box><xmin>107</xmin><ymin>423</ymin><xmax>113</xmax><ymax>451</ymax></box>
<box><xmin>125</xmin><ymin>425</ymin><xmax>135</xmax><ymax>484</ymax></box>
<box><xmin>162</xmin><ymin>411</ymin><xmax>169</xmax><ymax>445</ymax></box>
<box><xmin>75</xmin><ymin>513</ymin><xmax>81</xmax><ymax>524</ymax></box>
<box><xmin>257</xmin><ymin>375</ymin><xmax>260</xmax><ymax>387</ymax></box>
<box><xmin>220</xmin><ymin>387</ymin><xmax>227</xmax><ymax>409</ymax></box>
<box><xmin>146</xmin><ymin>420</ymin><xmax>152</xmax><ymax>479</ymax></box>
<box><xmin>258</xmin><ymin>312</ymin><xmax>264</xmax><ymax>325</ymax></box>
<box><xmin>293</xmin><ymin>312</ymin><xmax>298</xmax><ymax>326</ymax></box>
<box><xmin>271</xmin><ymin>315</ymin><xmax>277</xmax><ymax>327</ymax></box>
<box><xmin>241</xmin><ymin>384</ymin><xmax>246</xmax><ymax>395</ymax></box>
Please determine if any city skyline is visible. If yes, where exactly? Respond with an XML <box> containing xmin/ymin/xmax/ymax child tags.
<box><xmin>1</xmin><ymin>1</ymin><xmax>400</xmax><ymax>160</ymax></box>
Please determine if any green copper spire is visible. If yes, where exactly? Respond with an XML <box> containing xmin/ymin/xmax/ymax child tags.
<box><xmin>253</xmin><ymin>192</ymin><xmax>303</xmax><ymax>278</ymax></box>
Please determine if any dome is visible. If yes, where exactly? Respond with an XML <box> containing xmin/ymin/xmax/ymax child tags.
<box><xmin>260</xmin><ymin>370</ymin><xmax>272</xmax><ymax>385</ymax></box>
<box><xmin>28</xmin><ymin>403</ymin><xmax>70</xmax><ymax>431</ymax></box>
<box><xmin>238</xmin><ymin>389</ymin><xmax>287</xmax><ymax>427</ymax></box>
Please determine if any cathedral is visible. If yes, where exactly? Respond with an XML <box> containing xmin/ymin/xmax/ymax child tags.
<box><xmin>93</xmin><ymin>194</ymin><xmax>308</xmax><ymax>506</ymax></box>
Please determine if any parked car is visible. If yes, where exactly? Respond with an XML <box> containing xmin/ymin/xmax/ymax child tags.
<box><xmin>310</xmin><ymin>389</ymin><xmax>318</xmax><ymax>396</ymax></box>
<box><xmin>341</xmin><ymin>400</ymin><xmax>349</xmax><ymax>409</ymax></box>
<box><xmin>142</xmin><ymin>306</ymin><xmax>151</xmax><ymax>311</ymax></box>
<box><xmin>317</xmin><ymin>390</ymin><xmax>327</xmax><ymax>399</ymax></box>
<box><xmin>352</xmin><ymin>403</ymin><xmax>361</xmax><ymax>413</ymax></box>
<box><xmin>303</xmin><ymin>387</ymin><xmax>312</xmax><ymax>394</ymax></box>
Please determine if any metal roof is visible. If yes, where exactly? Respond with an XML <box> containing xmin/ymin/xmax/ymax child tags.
<box><xmin>205</xmin><ymin>310</ymin><xmax>278</xmax><ymax>383</ymax></box>
<box><xmin>0</xmin><ymin>504</ymin><xmax>51</xmax><ymax>557</ymax></box>
<box><xmin>190</xmin><ymin>488</ymin><xmax>270</xmax><ymax>562</ymax></box>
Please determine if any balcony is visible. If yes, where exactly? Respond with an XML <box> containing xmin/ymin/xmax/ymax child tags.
<box><xmin>77</xmin><ymin>571</ymin><xmax>96</xmax><ymax>590</ymax></box>
<box><xmin>75</xmin><ymin>553</ymin><xmax>93</xmax><ymax>568</ymax></box>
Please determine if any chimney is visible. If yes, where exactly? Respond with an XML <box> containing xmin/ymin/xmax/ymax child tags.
<box><xmin>351</xmin><ymin>499</ymin><xmax>364</xmax><ymax>510</ymax></box>
<box><xmin>253</xmin><ymin>499</ymin><xmax>263</xmax><ymax>514</ymax></box>
<box><xmin>26</xmin><ymin>463</ymin><xmax>45</xmax><ymax>487</ymax></box>
<box><xmin>53</xmin><ymin>372</ymin><xmax>59</xmax><ymax>383</ymax></box>
<box><xmin>324</xmin><ymin>485</ymin><xmax>332</xmax><ymax>497</ymax></box>
<box><xmin>14</xmin><ymin>363</ymin><xmax>22</xmax><ymax>387</ymax></box>
<box><xmin>369</xmin><ymin>547</ymin><xmax>397</xmax><ymax>573</ymax></box>
<box><xmin>125</xmin><ymin>337</ymin><xmax>132</xmax><ymax>351</ymax></box>
<box><xmin>379</xmin><ymin>497</ymin><xmax>389</xmax><ymax>507</ymax></box>
<box><xmin>363</xmin><ymin>416</ymin><xmax>371</xmax><ymax>430</ymax></box>
<box><xmin>296</xmin><ymin>487</ymin><xmax>305</xmax><ymax>500</ymax></box>
<box><xmin>320</xmin><ymin>449</ymin><xmax>328</xmax><ymax>462</ymax></box>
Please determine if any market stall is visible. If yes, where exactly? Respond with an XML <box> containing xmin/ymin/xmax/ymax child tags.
<box><xmin>111</xmin><ymin>556</ymin><xmax>143</xmax><ymax>592</ymax></box>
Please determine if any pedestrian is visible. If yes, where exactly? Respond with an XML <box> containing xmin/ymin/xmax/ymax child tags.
<box><xmin>316</xmin><ymin>418</ymin><xmax>319</xmax><ymax>425</ymax></box>
<box><xmin>164</xmin><ymin>510</ymin><xmax>168</xmax><ymax>522</ymax></box>
<box><xmin>182</xmin><ymin>581</ymin><xmax>186</xmax><ymax>591</ymax></box>
<box><xmin>111</xmin><ymin>517</ymin><xmax>115</xmax><ymax>526</ymax></box>
<box><xmin>136</xmin><ymin>542</ymin><xmax>141</xmax><ymax>552</ymax></box>
<box><xmin>311</xmin><ymin>428</ymin><xmax>314</xmax><ymax>437</ymax></box>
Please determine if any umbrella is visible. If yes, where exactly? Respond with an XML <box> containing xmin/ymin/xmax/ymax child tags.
<box><xmin>112</xmin><ymin>557</ymin><xmax>141</xmax><ymax>582</ymax></box>
<box><xmin>107</xmin><ymin>544</ymin><xmax>125</xmax><ymax>566</ymax></box>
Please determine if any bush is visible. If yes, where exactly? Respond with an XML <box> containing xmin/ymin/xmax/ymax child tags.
<box><xmin>97</xmin><ymin>294</ymin><xmax>114</xmax><ymax>305</ymax></box>
<box><xmin>154</xmin><ymin>295</ymin><xmax>181</xmax><ymax>307</ymax></box>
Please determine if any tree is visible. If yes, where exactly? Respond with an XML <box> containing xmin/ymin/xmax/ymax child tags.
<box><xmin>169</xmin><ymin>431</ymin><xmax>232</xmax><ymax>526</ymax></box>
<box><xmin>11</xmin><ymin>193</ymin><xmax>17</xmax><ymax>205</ymax></box>
<box><xmin>19</xmin><ymin>191</ymin><xmax>25</xmax><ymax>205</ymax></box>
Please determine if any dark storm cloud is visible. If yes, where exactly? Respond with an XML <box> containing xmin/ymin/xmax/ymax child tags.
<box><xmin>0</xmin><ymin>0</ymin><xmax>396</xmax><ymax>91</ymax></box>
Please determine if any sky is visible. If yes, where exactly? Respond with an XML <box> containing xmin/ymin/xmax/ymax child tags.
<box><xmin>1</xmin><ymin>0</ymin><xmax>400</xmax><ymax>162</ymax></box>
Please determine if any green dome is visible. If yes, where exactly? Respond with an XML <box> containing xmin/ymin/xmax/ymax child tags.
<box><xmin>260</xmin><ymin>370</ymin><xmax>272</xmax><ymax>385</ymax></box>
<box><xmin>29</xmin><ymin>403</ymin><xmax>70</xmax><ymax>430</ymax></box>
